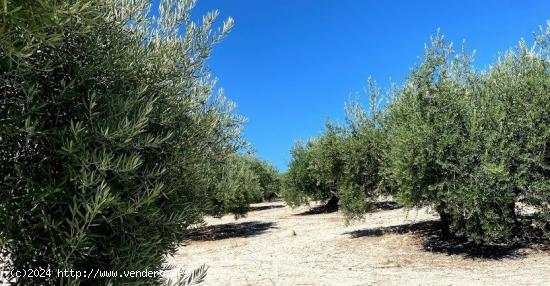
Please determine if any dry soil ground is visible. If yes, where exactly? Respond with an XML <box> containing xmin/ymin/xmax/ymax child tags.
<box><xmin>167</xmin><ymin>201</ymin><xmax>550</xmax><ymax>286</ymax></box>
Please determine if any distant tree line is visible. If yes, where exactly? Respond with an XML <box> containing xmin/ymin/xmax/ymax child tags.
<box><xmin>282</xmin><ymin>26</ymin><xmax>550</xmax><ymax>245</ymax></box>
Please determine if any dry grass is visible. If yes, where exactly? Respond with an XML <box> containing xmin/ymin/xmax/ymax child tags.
<box><xmin>167</xmin><ymin>201</ymin><xmax>549</xmax><ymax>286</ymax></box>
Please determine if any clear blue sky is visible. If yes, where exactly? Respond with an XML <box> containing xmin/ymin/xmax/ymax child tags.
<box><xmin>188</xmin><ymin>0</ymin><xmax>549</xmax><ymax>171</ymax></box>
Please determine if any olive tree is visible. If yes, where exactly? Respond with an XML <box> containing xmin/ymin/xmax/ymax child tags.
<box><xmin>242</xmin><ymin>155</ymin><xmax>281</xmax><ymax>202</ymax></box>
<box><xmin>283</xmin><ymin>85</ymin><xmax>386</xmax><ymax>214</ymax></box>
<box><xmin>339</xmin><ymin>80</ymin><xmax>388</xmax><ymax>219</ymax></box>
<box><xmin>0</xmin><ymin>0</ymin><xmax>248</xmax><ymax>284</ymax></box>
<box><xmin>384</xmin><ymin>28</ymin><xmax>550</xmax><ymax>244</ymax></box>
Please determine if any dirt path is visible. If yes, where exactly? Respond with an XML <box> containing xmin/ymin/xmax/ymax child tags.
<box><xmin>167</xmin><ymin>201</ymin><xmax>550</xmax><ymax>286</ymax></box>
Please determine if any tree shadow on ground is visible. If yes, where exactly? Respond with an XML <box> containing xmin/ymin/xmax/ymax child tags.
<box><xmin>248</xmin><ymin>204</ymin><xmax>285</xmax><ymax>212</ymax></box>
<box><xmin>294</xmin><ymin>196</ymin><xmax>339</xmax><ymax>216</ymax></box>
<box><xmin>184</xmin><ymin>221</ymin><xmax>276</xmax><ymax>241</ymax></box>
<box><xmin>294</xmin><ymin>204</ymin><xmax>337</xmax><ymax>216</ymax></box>
<box><xmin>344</xmin><ymin>219</ymin><xmax>548</xmax><ymax>260</ymax></box>
<box><xmin>295</xmin><ymin>200</ymin><xmax>401</xmax><ymax>216</ymax></box>
<box><xmin>372</xmin><ymin>201</ymin><xmax>402</xmax><ymax>211</ymax></box>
